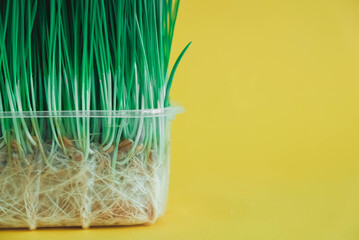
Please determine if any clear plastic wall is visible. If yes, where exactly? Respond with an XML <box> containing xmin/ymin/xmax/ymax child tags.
<box><xmin>0</xmin><ymin>107</ymin><xmax>182</xmax><ymax>229</ymax></box>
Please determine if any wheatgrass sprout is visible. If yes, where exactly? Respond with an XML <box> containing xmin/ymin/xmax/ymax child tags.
<box><xmin>0</xmin><ymin>0</ymin><xmax>189</xmax><ymax>229</ymax></box>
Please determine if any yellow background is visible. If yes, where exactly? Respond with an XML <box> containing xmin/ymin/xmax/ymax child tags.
<box><xmin>2</xmin><ymin>0</ymin><xmax>359</xmax><ymax>239</ymax></box>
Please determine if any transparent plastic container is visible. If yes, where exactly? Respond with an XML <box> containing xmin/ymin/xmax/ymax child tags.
<box><xmin>0</xmin><ymin>106</ymin><xmax>183</xmax><ymax>229</ymax></box>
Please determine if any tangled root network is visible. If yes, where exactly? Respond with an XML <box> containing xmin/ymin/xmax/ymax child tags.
<box><xmin>0</xmin><ymin>143</ymin><xmax>170</xmax><ymax>229</ymax></box>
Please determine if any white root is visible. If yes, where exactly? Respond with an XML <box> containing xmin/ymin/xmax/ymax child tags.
<box><xmin>0</xmin><ymin>142</ymin><xmax>169</xmax><ymax>229</ymax></box>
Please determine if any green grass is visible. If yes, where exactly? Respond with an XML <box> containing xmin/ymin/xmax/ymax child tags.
<box><xmin>0</xmin><ymin>0</ymin><xmax>190</xmax><ymax>161</ymax></box>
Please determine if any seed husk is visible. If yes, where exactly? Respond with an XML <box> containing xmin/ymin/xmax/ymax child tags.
<box><xmin>118</xmin><ymin>139</ymin><xmax>133</xmax><ymax>152</ymax></box>
<box><xmin>101</xmin><ymin>145</ymin><xmax>115</xmax><ymax>154</ymax></box>
<box><xmin>62</xmin><ymin>137</ymin><xmax>73</xmax><ymax>149</ymax></box>
<box><xmin>134</xmin><ymin>145</ymin><xmax>143</xmax><ymax>155</ymax></box>
<box><xmin>70</xmin><ymin>151</ymin><xmax>83</xmax><ymax>162</ymax></box>
<box><xmin>148</xmin><ymin>151</ymin><xmax>153</xmax><ymax>164</ymax></box>
<box><xmin>10</xmin><ymin>141</ymin><xmax>19</xmax><ymax>152</ymax></box>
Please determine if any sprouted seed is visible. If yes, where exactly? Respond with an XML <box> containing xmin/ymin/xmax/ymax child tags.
<box><xmin>0</xmin><ymin>0</ymin><xmax>189</xmax><ymax>229</ymax></box>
